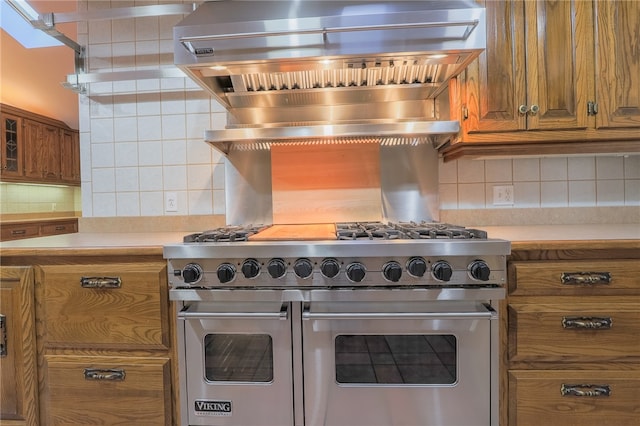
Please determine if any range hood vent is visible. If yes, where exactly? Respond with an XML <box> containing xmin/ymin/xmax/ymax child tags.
<box><xmin>174</xmin><ymin>0</ymin><xmax>485</xmax><ymax>149</ymax></box>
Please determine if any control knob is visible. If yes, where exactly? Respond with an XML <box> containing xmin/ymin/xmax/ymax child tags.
<box><xmin>267</xmin><ymin>258</ymin><xmax>287</xmax><ymax>279</ymax></box>
<box><xmin>294</xmin><ymin>258</ymin><xmax>313</xmax><ymax>279</ymax></box>
<box><xmin>469</xmin><ymin>260</ymin><xmax>491</xmax><ymax>281</ymax></box>
<box><xmin>346</xmin><ymin>262</ymin><xmax>366</xmax><ymax>283</ymax></box>
<box><xmin>216</xmin><ymin>263</ymin><xmax>236</xmax><ymax>284</ymax></box>
<box><xmin>432</xmin><ymin>261</ymin><xmax>453</xmax><ymax>282</ymax></box>
<box><xmin>383</xmin><ymin>261</ymin><xmax>403</xmax><ymax>282</ymax></box>
<box><xmin>320</xmin><ymin>258</ymin><xmax>341</xmax><ymax>278</ymax></box>
<box><xmin>182</xmin><ymin>263</ymin><xmax>203</xmax><ymax>284</ymax></box>
<box><xmin>407</xmin><ymin>257</ymin><xmax>427</xmax><ymax>277</ymax></box>
<box><xmin>241</xmin><ymin>259</ymin><xmax>261</xmax><ymax>279</ymax></box>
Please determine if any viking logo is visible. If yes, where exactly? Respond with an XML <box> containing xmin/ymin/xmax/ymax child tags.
<box><xmin>195</xmin><ymin>400</ymin><xmax>232</xmax><ymax>416</ymax></box>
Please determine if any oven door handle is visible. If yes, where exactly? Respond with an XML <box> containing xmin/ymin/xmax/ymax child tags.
<box><xmin>302</xmin><ymin>305</ymin><xmax>496</xmax><ymax>321</ymax></box>
<box><xmin>178</xmin><ymin>303</ymin><xmax>289</xmax><ymax>320</ymax></box>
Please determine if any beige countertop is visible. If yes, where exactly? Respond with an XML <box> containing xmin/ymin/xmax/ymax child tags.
<box><xmin>1</xmin><ymin>224</ymin><xmax>639</xmax><ymax>256</ymax></box>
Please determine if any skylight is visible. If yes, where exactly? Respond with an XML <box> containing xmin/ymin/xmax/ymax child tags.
<box><xmin>0</xmin><ymin>0</ymin><xmax>63</xmax><ymax>48</ymax></box>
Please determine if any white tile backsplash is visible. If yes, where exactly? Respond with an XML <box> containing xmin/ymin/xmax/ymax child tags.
<box><xmin>597</xmin><ymin>156</ymin><xmax>624</xmax><ymax>180</ymax></box>
<box><xmin>541</xmin><ymin>157</ymin><xmax>568</xmax><ymax>181</ymax></box>
<box><xmin>78</xmin><ymin>0</ymin><xmax>639</xmax><ymax>219</ymax></box>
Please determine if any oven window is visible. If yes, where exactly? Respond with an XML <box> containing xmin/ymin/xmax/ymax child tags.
<box><xmin>204</xmin><ymin>334</ymin><xmax>273</xmax><ymax>382</ymax></box>
<box><xmin>335</xmin><ymin>334</ymin><xmax>457</xmax><ymax>385</ymax></box>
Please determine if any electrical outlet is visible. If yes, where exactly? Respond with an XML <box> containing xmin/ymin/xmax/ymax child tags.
<box><xmin>165</xmin><ymin>192</ymin><xmax>178</xmax><ymax>212</ymax></box>
<box><xmin>493</xmin><ymin>185</ymin><xmax>514</xmax><ymax>205</ymax></box>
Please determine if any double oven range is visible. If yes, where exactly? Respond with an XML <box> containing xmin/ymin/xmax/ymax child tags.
<box><xmin>164</xmin><ymin>222</ymin><xmax>510</xmax><ymax>426</ymax></box>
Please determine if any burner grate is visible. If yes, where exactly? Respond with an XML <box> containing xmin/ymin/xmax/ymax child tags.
<box><xmin>184</xmin><ymin>225</ymin><xmax>268</xmax><ymax>243</ymax></box>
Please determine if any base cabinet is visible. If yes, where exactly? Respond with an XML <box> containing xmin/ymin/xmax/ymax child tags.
<box><xmin>509</xmin><ymin>370</ymin><xmax>640</xmax><ymax>426</ymax></box>
<box><xmin>34</xmin><ymin>261</ymin><xmax>174</xmax><ymax>425</ymax></box>
<box><xmin>42</xmin><ymin>355</ymin><xmax>171</xmax><ymax>425</ymax></box>
<box><xmin>0</xmin><ymin>266</ymin><xmax>38</xmax><ymax>426</ymax></box>
<box><xmin>506</xmin><ymin>251</ymin><xmax>640</xmax><ymax>426</ymax></box>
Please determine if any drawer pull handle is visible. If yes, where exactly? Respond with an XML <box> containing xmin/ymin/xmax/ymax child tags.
<box><xmin>11</xmin><ymin>229</ymin><xmax>26</xmax><ymax>235</ymax></box>
<box><xmin>80</xmin><ymin>277</ymin><xmax>122</xmax><ymax>289</ymax></box>
<box><xmin>0</xmin><ymin>314</ymin><xmax>6</xmax><ymax>357</ymax></box>
<box><xmin>561</xmin><ymin>272</ymin><xmax>611</xmax><ymax>285</ymax></box>
<box><xmin>54</xmin><ymin>226</ymin><xmax>66</xmax><ymax>230</ymax></box>
<box><xmin>562</xmin><ymin>316</ymin><xmax>612</xmax><ymax>329</ymax></box>
<box><xmin>561</xmin><ymin>384</ymin><xmax>610</xmax><ymax>397</ymax></box>
<box><xmin>84</xmin><ymin>368</ymin><xmax>126</xmax><ymax>381</ymax></box>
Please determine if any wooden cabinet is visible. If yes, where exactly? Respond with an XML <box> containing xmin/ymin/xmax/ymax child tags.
<box><xmin>0</xmin><ymin>104</ymin><xmax>80</xmax><ymax>186</ymax></box>
<box><xmin>594</xmin><ymin>0</ymin><xmax>640</xmax><ymax>129</ymax></box>
<box><xmin>444</xmin><ymin>0</ymin><xmax>640</xmax><ymax>160</ymax></box>
<box><xmin>60</xmin><ymin>129</ymin><xmax>80</xmax><ymax>184</ymax></box>
<box><xmin>0</xmin><ymin>266</ymin><xmax>38</xmax><ymax>426</ymax></box>
<box><xmin>1</xmin><ymin>113</ymin><xmax>24</xmax><ymax>179</ymax></box>
<box><xmin>505</xmin><ymin>249</ymin><xmax>640</xmax><ymax>425</ymax></box>
<box><xmin>35</xmin><ymin>261</ymin><xmax>174</xmax><ymax>425</ymax></box>
<box><xmin>1</xmin><ymin>218</ymin><xmax>78</xmax><ymax>241</ymax></box>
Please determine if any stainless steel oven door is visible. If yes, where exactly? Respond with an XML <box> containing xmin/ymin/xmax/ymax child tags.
<box><xmin>302</xmin><ymin>300</ymin><xmax>496</xmax><ymax>426</ymax></box>
<box><xmin>179</xmin><ymin>301</ymin><xmax>293</xmax><ymax>426</ymax></box>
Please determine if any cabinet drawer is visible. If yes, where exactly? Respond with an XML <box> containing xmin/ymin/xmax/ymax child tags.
<box><xmin>43</xmin><ymin>355</ymin><xmax>171</xmax><ymax>425</ymax></box>
<box><xmin>510</xmin><ymin>259</ymin><xmax>638</xmax><ymax>296</ymax></box>
<box><xmin>1</xmin><ymin>223</ymin><xmax>39</xmax><ymax>241</ymax></box>
<box><xmin>40</xmin><ymin>220</ymin><xmax>78</xmax><ymax>236</ymax></box>
<box><xmin>508</xmin><ymin>301</ymin><xmax>640</xmax><ymax>361</ymax></box>
<box><xmin>509</xmin><ymin>370</ymin><xmax>640</xmax><ymax>426</ymax></box>
<box><xmin>37</xmin><ymin>263</ymin><xmax>169</xmax><ymax>349</ymax></box>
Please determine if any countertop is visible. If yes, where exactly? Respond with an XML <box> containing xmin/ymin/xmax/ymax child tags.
<box><xmin>0</xmin><ymin>224</ymin><xmax>639</xmax><ymax>256</ymax></box>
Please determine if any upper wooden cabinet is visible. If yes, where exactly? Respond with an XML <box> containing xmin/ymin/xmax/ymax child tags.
<box><xmin>595</xmin><ymin>0</ymin><xmax>640</xmax><ymax>129</ymax></box>
<box><xmin>1</xmin><ymin>104</ymin><xmax>80</xmax><ymax>186</ymax></box>
<box><xmin>445</xmin><ymin>0</ymin><xmax>640</xmax><ymax>159</ymax></box>
<box><xmin>1</xmin><ymin>113</ymin><xmax>24</xmax><ymax>180</ymax></box>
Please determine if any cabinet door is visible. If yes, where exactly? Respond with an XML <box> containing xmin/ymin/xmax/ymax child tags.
<box><xmin>463</xmin><ymin>0</ymin><xmax>594</xmax><ymax>135</ymax></box>
<box><xmin>43</xmin><ymin>355</ymin><xmax>171</xmax><ymax>425</ymax></box>
<box><xmin>463</xmin><ymin>0</ymin><xmax>526</xmax><ymax>134</ymax></box>
<box><xmin>41</xmin><ymin>124</ymin><xmax>61</xmax><ymax>181</ymax></box>
<box><xmin>595</xmin><ymin>0</ymin><xmax>640</xmax><ymax>129</ymax></box>
<box><xmin>524</xmin><ymin>0</ymin><xmax>594</xmax><ymax>130</ymax></box>
<box><xmin>60</xmin><ymin>129</ymin><xmax>80</xmax><ymax>184</ymax></box>
<box><xmin>37</xmin><ymin>263</ymin><xmax>170</xmax><ymax>349</ymax></box>
<box><xmin>509</xmin><ymin>370</ymin><xmax>640</xmax><ymax>426</ymax></box>
<box><xmin>22</xmin><ymin>119</ymin><xmax>43</xmax><ymax>181</ymax></box>
<box><xmin>0</xmin><ymin>266</ymin><xmax>38</xmax><ymax>425</ymax></box>
<box><xmin>1</xmin><ymin>113</ymin><xmax>24</xmax><ymax>179</ymax></box>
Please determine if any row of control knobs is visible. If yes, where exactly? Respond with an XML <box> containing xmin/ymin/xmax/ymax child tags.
<box><xmin>180</xmin><ymin>258</ymin><xmax>492</xmax><ymax>284</ymax></box>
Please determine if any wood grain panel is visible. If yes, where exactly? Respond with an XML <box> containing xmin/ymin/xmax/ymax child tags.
<box><xmin>36</xmin><ymin>263</ymin><xmax>169</xmax><ymax>349</ymax></box>
<box><xmin>509</xmin><ymin>259</ymin><xmax>639</xmax><ymax>296</ymax></box>
<box><xmin>509</xmin><ymin>370</ymin><xmax>640</xmax><ymax>426</ymax></box>
<box><xmin>43</xmin><ymin>355</ymin><xmax>171</xmax><ymax>426</ymax></box>
<box><xmin>271</xmin><ymin>143</ymin><xmax>382</xmax><ymax>224</ymax></box>
<box><xmin>508</xmin><ymin>299</ymin><xmax>640</xmax><ymax>361</ymax></box>
<box><xmin>595</xmin><ymin>0</ymin><xmax>640</xmax><ymax>128</ymax></box>
<box><xmin>0</xmin><ymin>267</ymin><xmax>38</xmax><ymax>425</ymax></box>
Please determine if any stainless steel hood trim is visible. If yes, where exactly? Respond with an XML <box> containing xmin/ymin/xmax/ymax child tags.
<box><xmin>179</xmin><ymin>18</ymin><xmax>480</xmax><ymax>48</ymax></box>
<box><xmin>205</xmin><ymin>121</ymin><xmax>460</xmax><ymax>154</ymax></box>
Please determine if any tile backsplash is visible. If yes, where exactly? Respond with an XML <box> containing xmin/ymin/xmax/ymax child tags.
<box><xmin>77</xmin><ymin>0</ymin><xmax>639</xmax><ymax>225</ymax></box>
<box><xmin>439</xmin><ymin>156</ymin><xmax>640</xmax><ymax>210</ymax></box>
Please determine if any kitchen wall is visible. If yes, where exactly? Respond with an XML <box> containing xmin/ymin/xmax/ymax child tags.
<box><xmin>78</xmin><ymin>0</ymin><xmax>639</xmax><ymax>228</ymax></box>
<box><xmin>0</xmin><ymin>183</ymin><xmax>80</xmax><ymax>218</ymax></box>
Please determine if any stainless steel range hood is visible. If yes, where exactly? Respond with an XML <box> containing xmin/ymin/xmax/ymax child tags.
<box><xmin>174</xmin><ymin>0</ymin><xmax>486</xmax><ymax>151</ymax></box>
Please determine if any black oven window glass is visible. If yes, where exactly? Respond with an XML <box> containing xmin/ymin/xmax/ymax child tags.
<box><xmin>335</xmin><ymin>334</ymin><xmax>457</xmax><ymax>384</ymax></box>
<box><xmin>203</xmin><ymin>334</ymin><xmax>273</xmax><ymax>382</ymax></box>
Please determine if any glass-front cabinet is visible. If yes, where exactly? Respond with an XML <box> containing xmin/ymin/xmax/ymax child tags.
<box><xmin>1</xmin><ymin>112</ymin><xmax>23</xmax><ymax>179</ymax></box>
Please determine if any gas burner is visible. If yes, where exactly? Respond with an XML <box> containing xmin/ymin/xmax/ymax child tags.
<box><xmin>184</xmin><ymin>225</ymin><xmax>267</xmax><ymax>243</ymax></box>
<box><xmin>336</xmin><ymin>222</ymin><xmax>407</xmax><ymax>240</ymax></box>
<box><xmin>393</xmin><ymin>222</ymin><xmax>487</xmax><ymax>240</ymax></box>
